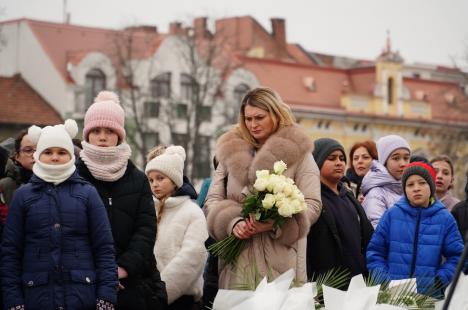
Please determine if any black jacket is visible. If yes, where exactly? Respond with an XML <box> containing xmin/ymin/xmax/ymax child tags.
<box><xmin>76</xmin><ymin>159</ymin><xmax>167</xmax><ymax>309</ymax></box>
<box><xmin>307</xmin><ymin>182</ymin><xmax>374</xmax><ymax>280</ymax></box>
<box><xmin>452</xmin><ymin>199</ymin><xmax>468</xmax><ymax>243</ymax></box>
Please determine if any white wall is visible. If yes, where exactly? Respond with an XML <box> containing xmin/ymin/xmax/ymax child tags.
<box><xmin>0</xmin><ymin>20</ymin><xmax>71</xmax><ymax>118</ymax></box>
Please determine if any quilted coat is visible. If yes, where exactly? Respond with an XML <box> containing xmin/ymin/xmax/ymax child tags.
<box><xmin>366</xmin><ymin>196</ymin><xmax>464</xmax><ymax>293</ymax></box>
<box><xmin>1</xmin><ymin>172</ymin><xmax>117</xmax><ymax>310</ymax></box>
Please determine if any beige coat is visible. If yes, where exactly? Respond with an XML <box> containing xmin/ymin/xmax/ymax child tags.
<box><xmin>204</xmin><ymin>125</ymin><xmax>322</xmax><ymax>289</ymax></box>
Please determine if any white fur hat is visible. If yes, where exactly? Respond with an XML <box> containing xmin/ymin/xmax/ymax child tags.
<box><xmin>28</xmin><ymin>119</ymin><xmax>78</xmax><ymax>161</ymax></box>
<box><xmin>145</xmin><ymin>145</ymin><xmax>186</xmax><ymax>187</ymax></box>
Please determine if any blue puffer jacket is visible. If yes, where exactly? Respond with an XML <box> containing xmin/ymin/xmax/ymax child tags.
<box><xmin>1</xmin><ymin>172</ymin><xmax>118</xmax><ymax>310</ymax></box>
<box><xmin>367</xmin><ymin>196</ymin><xmax>464</xmax><ymax>294</ymax></box>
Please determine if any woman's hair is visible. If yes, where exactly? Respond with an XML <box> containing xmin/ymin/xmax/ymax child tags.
<box><xmin>146</xmin><ymin>144</ymin><xmax>167</xmax><ymax>162</ymax></box>
<box><xmin>11</xmin><ymin>129</ymin><xmax>28</xmax><ymax>159</ymax></box>
<box><xmin>348</xmin><ymin>140</ymin><xmax>378</xmax><ymax>172</ymax></box>
<box><xmin>237</xmin><ymin>87</ymin><xmax>296</xmax><ymax>147</ymax></box>
<box><xmin>430</xmin><ymin>155</ymin><xmax>455</xmax><ymax>190</ymax></box>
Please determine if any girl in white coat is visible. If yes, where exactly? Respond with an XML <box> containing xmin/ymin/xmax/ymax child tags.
<box><xmin>145</xmin><ymin>145</ymin><xmax>208</xmax><ymax>310</ymax></box>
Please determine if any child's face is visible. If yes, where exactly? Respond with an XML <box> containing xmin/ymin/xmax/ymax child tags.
<box><xmin>320</xmin><ymin>150</ymin><xmax>346</xmax><ymax>185</ymax></box>
<box><xmin>405</xmin><ymin>175</ymin><xmax>431</xmax><ymax>207</ymax></box>
<box><xmin>88</xmin><ymin>127</ymin><xmax>119</xmax><ymax>147</ymax></box>
<box><xmin>432</xmin><ymin>160</ymin><xmax>453</xmax><ymax>195</ymax></box>
<box><xmin>39</xmin><ymin>147</ymin><xmax>72</xmax><ymax>165</ymax></box>
<box><xmin>386</xmin><ymin>148</ymin><xmax>410</xmax><ymax>180</ymax></box>
<box><xmin>147</xmin><ymin>170</ymin><xmax>177</xmax><ymax>200</ymax></box>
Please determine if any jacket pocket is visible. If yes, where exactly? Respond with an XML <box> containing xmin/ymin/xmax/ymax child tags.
<box><xmin>22</xmin><ymin>272</ymin><xmax>50</xmax><ymax>309</ymax></box>
<box><xmin>70</xmin><ymin>269</ymin><xmax>96</xmax><ymax>284</ymax></box>
<box><xmin>67</xmin><ymin>270</ymin><xmax>96</xmax><ymax>309</ymax></box>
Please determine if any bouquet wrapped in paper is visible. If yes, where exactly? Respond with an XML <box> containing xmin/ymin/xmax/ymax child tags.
<box><xmin>212</xmin><ymin>269</ymin><xmax>316</xmax><ymax>310</ymax></box>
<box><xmin>209</xmin><ymin>160</ymin><xmax>307</xmax><ymax>264</ymax></box>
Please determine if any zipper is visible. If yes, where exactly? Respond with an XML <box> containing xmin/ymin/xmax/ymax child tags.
<box><xmin>108</xmin><ymin>197</ymin><xmax>113</xmax><ymax>206</ymax></box>
<box><xmin>409</xmin><ymin>208</ymin><xmax>422</xmax><ymax>277</ymax></box>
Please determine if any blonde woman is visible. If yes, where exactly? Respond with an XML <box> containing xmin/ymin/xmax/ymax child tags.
<box><xmin>204</xmin><ymin>87</ymin><xmax>322</xmax><ymax>288</ymax></box>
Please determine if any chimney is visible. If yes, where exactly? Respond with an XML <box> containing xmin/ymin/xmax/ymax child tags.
<box><xmin>194</xmin><ymin>17</ymin><xmax>208</xmax><ymax>38</ymax></box>
<box><xmin>271</xmin><ymin>18</ymin><xmax>286</xmax><ymax>48</ymax></box>
<box><xmin>169</xmin><ymin>22</ymin><xmax>183</xmax><ymax>35</ymax></box>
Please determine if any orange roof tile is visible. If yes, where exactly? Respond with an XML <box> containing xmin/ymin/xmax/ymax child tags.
<box><xmin>242</xmin><ymin>57</ymin><xmax>350</xmax><ymax>108</ymax></box>
<box><xmin>0</xmin><ymin>75</ymin><xmax>63</xmax><ymax>125</ymax></box>
<box><xmin>24</xmin><ymin>19</ymin><xmax>163</xmax><ymax>84</ymax></box>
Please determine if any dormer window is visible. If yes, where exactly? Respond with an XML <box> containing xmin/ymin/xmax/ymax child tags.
<box><xmin>85</xmin><ymin>68</ymin><xmax>106</xmax><ymax>109</ymax></box>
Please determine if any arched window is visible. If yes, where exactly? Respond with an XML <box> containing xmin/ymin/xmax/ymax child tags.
<box><xmin>387</xmin><ymin>77</ymin><xmax>394</xmax><ymax>105</ymax></box>
<box><xmin>151</xmin><ymin>72</ymin><xmax>171</xmax><ymax>99</ymax></box>
<box><xmin>85</xmin><ymin>69</ymin><xmax>106</xmax><ymax>109</ymax></box>
<box><xmin>233</xmin><ymin>83</ymin><xmax>250</xmax><ymax>105</ymax></box>
<box><xmin>180</xmin><ymin>74</ymin><xmax>198</xmax><ymax>101</ymax></box>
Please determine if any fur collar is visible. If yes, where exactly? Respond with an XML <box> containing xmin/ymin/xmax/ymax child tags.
<box><xmin>215</xmin><ymin>125</ymin><xmax>313</xmax><ymax>186</ymax></box>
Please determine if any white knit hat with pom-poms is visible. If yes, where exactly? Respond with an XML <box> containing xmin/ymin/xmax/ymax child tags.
<box><xmin>28</xmin><ymin>119</ymin><xmax>79</xmax><ymax>161</ymax></box>
<box><xmin>83</xmin><ymin>90</ymin><xmax>125</xmax><ymax>142</ymax></box>
<box><xmin>145</xmin><ymin>145</ymin><xmax>186</xmax><ymax>187</ymax></box>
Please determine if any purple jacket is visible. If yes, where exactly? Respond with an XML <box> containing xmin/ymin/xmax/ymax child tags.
<box><xmin>361</xmin><ymin>160</ymin><xmax>402</xmax><ymax>228</ymax></box>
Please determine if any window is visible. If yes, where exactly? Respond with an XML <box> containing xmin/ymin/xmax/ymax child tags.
<box><xmin>143</xmin><ymin>132</ymin><xmax>159</xmax><ymax>150</ymax></box>
<box><xmin>193</xmin><ymin>136</ymin><xmax>211</xmax><ymax>178</ymax></box>
<box><xmin>387</xmin><ymin>77</ymin><xmax>394</xmax><ymax>105</ymax></box>
<box><xmin>151</xmin><ymin>72</ymin><xmax>171</xmax><ymax>99</ymax></box>
<box><xmin>176</xmin><ymin>104</ymin><xmax>188</xmax><ymax>118</ymax></box>
<box><xmin>85</xmin><ymin>69</ymin><xmax>106</xmax><ymax>110</ymax></box>
<box><xmin>144</xmin><ymin>101</ymin><xmax>160</xmax><ymax>118</ymax></box>
<box><xmin>233</xmin><ymin>83</ymin><xmax>250</xmax><ymax>105</ymax></box>
<box><xmin>172</xmin><ymin>133</ymin><xmax>188</xmax><ymax>150</ymax></box>
<box><xmin>180</xmin><ymin>74</ymin><xmax>198</xmax><ymax>101</ymax></box>
<box><xmin>197</xmin><ymin>105</ymin><xmax>212</xmax><ymax>122</ymax></box>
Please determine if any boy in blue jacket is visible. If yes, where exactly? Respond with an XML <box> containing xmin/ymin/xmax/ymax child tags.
<box><xmin>1</xmin><ymin>120</ymin><xmax>117</xmax><ymax>310</ymax></box>
<box><xmin>367</xmin><ymin>162</ymin><xmax>463</xmax><ymax>296</ymax></box>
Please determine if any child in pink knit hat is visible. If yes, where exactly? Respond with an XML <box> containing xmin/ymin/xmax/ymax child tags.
<box><xmin>76</xmin><ymin>91</ymin><xmax>167</xmax><ymax>309</ymax></box>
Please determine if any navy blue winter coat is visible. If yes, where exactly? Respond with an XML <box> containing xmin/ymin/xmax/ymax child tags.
<box><xmin>1</xmin><ymin>172</ymin><xmax>118</xmax><ymax>310</ymax></box>
<box><xmin>367</xmin><ymin>196</ymin><xmax>464</xmax><ymax>294</ymax></box>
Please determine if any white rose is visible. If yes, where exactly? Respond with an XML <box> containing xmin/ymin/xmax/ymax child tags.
<box><xmin>273</xmin><ymin>180</ymin><xmax>286</xmax><ymax>194</ymax></box>
<box><xmin>283</xmin><ymin>183</ymin><xmax>294</xmax><ymax>196</ymax></box>
<box><xmin>278</xmin><ymin>203</ymin><xmax>294</xmax><ymax>217</ymax></box>
<box><xmin>256</xmin><ymin>169</ymin><xmax>270</xmax><ymax>179</ymax></box>
<box><xmin>290</xmin><ymin>198</ymin><xmax>304</xmax><ymax>213</ymax></box>
<box><xmin>267</xmin><ymin>174</ymin><xmax>280</xmax><ymax>192</ymax></box>
<box><xmin>254</xmin><ymin>177</ymin><xmax>269</xmax><ymax>192</ymax></box>
<box><xmin>273</xmin><ymin>160</ymin><xmax>287</xmax><ymax>175</ymax></box>
<box><xmin>262</xmin><ymin>193</ymin><xmax>276</xmax><ymax>209</ymax></box>
<box><xmin>274</xmin><ymin>192</ymin><xmax>286</xmax><ymax>203</ymax></box>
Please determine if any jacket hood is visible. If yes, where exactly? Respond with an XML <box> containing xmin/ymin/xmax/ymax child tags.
<box><xmin>5</xmin><ymin>159</ymin><xmax>33</xmax><ymax>185</ymax></box>
<box><xmin>361</xmin><ymin>160</ymin><xmax>402</xmax><ymax>196</ymax></box>
<box><xmin>394</xmin><ymin>195</ymin><xmax>445</xmax><ymax>219</ymax></box>
<box><xmin>173</xmin><ymin>175</ymin><xmax>198</xmax><ymax>200</ymax></box>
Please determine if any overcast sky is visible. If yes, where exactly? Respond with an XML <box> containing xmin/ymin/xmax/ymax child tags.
<box><xmin>2</xmin><ymin>0</ymin><xmax>468</xmax><ymax>67</ymax></box>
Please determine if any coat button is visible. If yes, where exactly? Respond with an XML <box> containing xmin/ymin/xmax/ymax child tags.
<box><xmin>85</xmin><ymin>277</ymin><xmax>91</xmax><ymax>283</ymax></box>
<box><xmin>27</xmin><ymin>280</ymin><xmax>34</xmax><ymax>287</ymax></box>
<box><xmin>54</xmin><ymin>223</ymin><xmax>61</xmax><ymax>229</ymax></box>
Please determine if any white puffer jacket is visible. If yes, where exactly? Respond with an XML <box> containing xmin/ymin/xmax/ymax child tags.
<box><xmin>154</xmin><ymin>196</ymin><xmax>208</xmax><ymax>304</ymax></box>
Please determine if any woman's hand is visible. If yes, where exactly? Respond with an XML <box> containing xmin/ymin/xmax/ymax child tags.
<box><xmin>117</xmin><ymin>266</ymin><xmax>127</xmax><ymax>290</ymax></box>
<box><xmin>232</xmin><ymin>221</ymin><xmax>253</xmax><ymax>239</ymax></box>
<box><xmin>247</xmin><ymin>214</ymin><xmax>274</xmax><ymax>234</ymax></box>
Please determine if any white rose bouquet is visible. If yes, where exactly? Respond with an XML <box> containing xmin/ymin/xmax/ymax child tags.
<box><xmin>209</xmin><ymin>160</ymin><xmax>307</xmax><ymax>265</ymax></box>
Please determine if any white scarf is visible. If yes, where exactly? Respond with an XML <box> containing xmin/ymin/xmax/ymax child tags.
<box><xmin>33</xmin><ymin>158</ymin><xmax>76</xmax><ymax>185</ymax></box>
<box><xmin>80</xmin><ymin>141</ymin><xmax>132</xmax><ymax>182</ymax></box>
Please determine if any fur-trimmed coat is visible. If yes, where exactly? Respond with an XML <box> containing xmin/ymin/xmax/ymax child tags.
<box><xmin>204</xmin><ymin>125</ymin><xmax>322</xmax><ymax>289</ymax></box>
